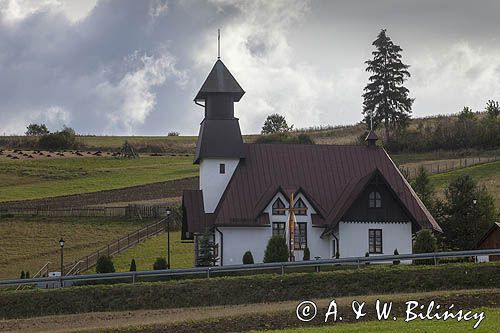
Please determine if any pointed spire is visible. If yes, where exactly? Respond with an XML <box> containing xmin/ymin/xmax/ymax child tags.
<box><xmin>194</xmin><ymin>60</ymin><xmax>245</xmax><ymax>102</ymax></box>
<box><xmin>365</xmin><ymin>130</ymin><xmax>378</xmax><ymax>147</ymax></box>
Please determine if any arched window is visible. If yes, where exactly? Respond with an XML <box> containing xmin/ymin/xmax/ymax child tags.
<box><xmin>272</xmin><ymin>198</ymin><xmax>286</xmax><ymax>215</ymax></box>
<box><xmin>369</xmin><ymin>191</ymin><xmax>382</xmax><ymax>208</ymax></box>
<box><xmin>294</xmin><ymin>198</ymin><xmax>307</xmax><ymax>215</ymax></box>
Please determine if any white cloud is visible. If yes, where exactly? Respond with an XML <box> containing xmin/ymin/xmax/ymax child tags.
<box><xmin>0</xmin><ymin>0</ymin><xmax>96</xmax><ymax>23</ymax></box>
<box><xmin>410</xmin><ymin>42</ymin><xmax>500</xmax><ymax>116</ymax></box>
<box><xmin>95</xmin><ymin>52</ymin><xmax>186</xmax><ymax>133</ymax></box>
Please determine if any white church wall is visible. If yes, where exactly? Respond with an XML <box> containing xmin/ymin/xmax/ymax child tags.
<box><xmin>338</xmin><ymin>221</ymin><xmax>412</xmax><ymax>258</ymax></box>
<box><xmin>216</xmin><ymin>227</ymin><xmax>270</xmax><ymax>265</ymax></box>
<box><xmin>199</xmin><ymin>158</ymin><xmax>239</xmax><ymax>213</ymax></box>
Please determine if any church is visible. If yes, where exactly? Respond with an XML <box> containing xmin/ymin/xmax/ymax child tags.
<box><xmin>182</xmin><ymin>57</ymin><xmax>442</xmax><ymax>266</ymax></box>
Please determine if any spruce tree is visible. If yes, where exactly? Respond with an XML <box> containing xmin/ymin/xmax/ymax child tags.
<box><xmin>263</xmin><ymin>235</ymin><xmax>289</xmax><ymax>263</ymax></box>
<box><xmin>129</xmin><ymin>258</ymin><xmax>137</xmax><ymax>271</ymax></box>
<box><xmin>411</xmin><ymin>165</ymin><xmax>434</xmax><ymax>209</ymax></box>
<box><xmin>441</xmin><ymin>175</ymin><xmax>495</xmax><ymax>250</ymax></box>
<box><xmin>362</xmin><ymin>29</ymin><xmax>413</xmax><ymax>139</ymax></box>
<box><xmin>196</xmin><ymin>230</ymin><xmax>218</xmax><ymax>267</ymax></box>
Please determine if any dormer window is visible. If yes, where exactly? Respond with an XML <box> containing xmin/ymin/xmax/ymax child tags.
<box><xmin>219</xmin><ymin>163</ymin><xmax>225</xmax><ymax>174</ymax></box>
<box><xmin>294</xmin><ymin>198</ymin><xmax>307</xmax><ymax>215</ymax></box>
<box><xmin>369</xmin><ymin>191</ymin><xmax>382</xmax><ymax>208</ymax></box>
<box><xmin>272</xmin><ymin>198</ymin><xmax>286</xmax><ymax>215</ymax></box>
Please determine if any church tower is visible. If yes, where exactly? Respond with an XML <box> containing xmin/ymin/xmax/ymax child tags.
<box><xmin>194</xmin><ymin>59</ymin><xmax>246</xmax><ymax>213</ymax></box>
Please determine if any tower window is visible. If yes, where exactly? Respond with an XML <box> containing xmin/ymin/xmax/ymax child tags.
<box><xmin>369</xmin><ymin>191</ymin><xmax>382</xmax><ymax>208</ymax></box>
<box><xmin>272</xmin><ymin>198</ymin><xmax>286</xmax><ymax>215</ymax></box>
<box><xmin>294</xmin><ymin>198</ymin><xmax>307</xmax><ymax>215</ymax></box>
<box><xmin>219</xmin><ymin>163</ymin><xmax>225</xmax><ymax>174</ymax></box>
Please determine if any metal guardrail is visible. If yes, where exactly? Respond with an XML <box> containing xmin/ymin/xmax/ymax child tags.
<box><xmin>1</xmin><ymin>249</ymin><xmax>499</xmax><ymax>287</ymax></box>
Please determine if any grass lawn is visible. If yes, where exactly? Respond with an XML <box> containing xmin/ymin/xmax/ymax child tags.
<box><xmin>257</xmin><ymin>307</ymin><xmax>498</xmax><ymax>333</ymax></box>
<box><xmin>112</xmin><ymin>231</ymin><xmax>193</xmax><ymax>272</ymax></box>
<box><xmin>0</xmin><ymin>155</ymin><xmax>197</xmax><ymax>202</ymax></box>
<box><xmin>0</xmin><ymin>216</ymin><xmax>152</xmax><ymax>279</ymax></box>
<box><xmin>429</xmin><ymin>161</ymin><xmax>500</xmax><ymax>207</ymax></box>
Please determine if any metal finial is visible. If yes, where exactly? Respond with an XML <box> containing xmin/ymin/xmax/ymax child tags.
<box><xmin>217</xmin><ymin>29</ymin><xmax>221</xmax><ymax>60</ymax></box>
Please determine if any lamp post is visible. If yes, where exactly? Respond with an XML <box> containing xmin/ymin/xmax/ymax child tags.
<box><xmin>166</xmin><ymin>208</ymin><xmax>172</xmax><ymax>269</ymax></box>
<box><xmin>59</xmin><ymin>238</ymin><xmax>65</xmax><ymax>287</ymax></box>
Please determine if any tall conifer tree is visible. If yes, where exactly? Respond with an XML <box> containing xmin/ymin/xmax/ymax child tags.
<box><xmin>362</xmin><ymin>29</ymin><xmax>413</xmax><ymax>139</ymax></box>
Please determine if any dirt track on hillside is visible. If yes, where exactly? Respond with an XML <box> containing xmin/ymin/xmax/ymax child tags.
<box><xmin>0</xmin><ymin>289</ymin><xmax>498</xmax><ymax>333</ymax></box>
<box><xmin>0</xmin><ymin>177</ymin><xmax>198</xmax><ymax>209</ymax></box>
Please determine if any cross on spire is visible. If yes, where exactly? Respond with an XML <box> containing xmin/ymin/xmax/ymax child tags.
<box><xmin>274</xmin><ymin>192</ymin><xmax>307</xmax><ymax>261</ymax></box>
<box><xmin>217</xmin><ymin>29</ymin><xmax>221</xmax><ymax>60</ymax></box>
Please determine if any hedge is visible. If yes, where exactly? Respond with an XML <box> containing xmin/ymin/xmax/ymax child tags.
<box><xmin>0</xmin><ymin>262</ymin><xmax>499</xmax><ymax>319</ymax></box>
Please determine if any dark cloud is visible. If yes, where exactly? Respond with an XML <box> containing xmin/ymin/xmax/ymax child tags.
<box><xmin>0</xmin><ymin>0</ymin><xmax>499</xmax><ymax>135</ymax></box>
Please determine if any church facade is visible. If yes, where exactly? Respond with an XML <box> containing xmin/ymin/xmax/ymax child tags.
<box><xmin>182</xmin><ymin>58</ymin><xmax>442</xmax><ymax>266</ymax></box>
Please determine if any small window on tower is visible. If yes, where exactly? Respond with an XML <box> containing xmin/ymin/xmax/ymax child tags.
<box><xmin>219</xmin><ymin>163</ymin><xmax>225</xmax><ymax>174</ymax></box>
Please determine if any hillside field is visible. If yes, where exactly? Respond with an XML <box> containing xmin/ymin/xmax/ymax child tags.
<box><xmin>112</xmin><ymin>232</ymin><xmax>193</xmax><ymax>271</ymax></box>
<box><xmin>0</xmin><ymin>155</ymin><xmax>197</xmax><ymax>203</ymax></box>
<box><xmin>430</xmin><ymin>161</ymin><xmax>500</xmax><ymax>207</ymax></box>
<box><xmin>0</xmin><ymin>216</ymin><xmax>153</xmax><ymax>279</ymax></box>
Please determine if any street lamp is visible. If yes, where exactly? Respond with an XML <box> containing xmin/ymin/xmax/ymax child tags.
<box><xmin>59</xmin><ymin>238</ymin><xmax>65</xmax><ymax>287</ymax></box>
<box><xmin>166</xmin><ymin>208</ymin><xmax>172</xmax><ymax>269</ymax></box>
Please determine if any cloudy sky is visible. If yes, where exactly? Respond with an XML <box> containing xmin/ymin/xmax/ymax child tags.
<box><xmin>0</xmin><ymin>0</ymin><xmax>499</xmax><ymax>135</ymax></box>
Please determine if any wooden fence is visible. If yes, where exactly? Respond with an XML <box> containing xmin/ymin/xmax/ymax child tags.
<box><xmin>63</xmin><ymin>218</ymin><xmax>169</xmax><ymax>274</ymax></box>
<box><xmin>400</xmin><ymin>155</ymin><xmax>499</xmax><ymax>179</ymax></box>
<box><xmin>0</xmin><ymin>204</ymin><xmax>170</xmax><ymax>218</ymax></box>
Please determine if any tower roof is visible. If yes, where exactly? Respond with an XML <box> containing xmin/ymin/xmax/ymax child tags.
<box><xmin>194</xmin><ymin>60</ymin><xmax>245</xmax><ymax>102</ymax></box>
<box><xmin>365</xmin><ymin>130</ymin><xmax>379</xmax><ymax>143</ymax></box>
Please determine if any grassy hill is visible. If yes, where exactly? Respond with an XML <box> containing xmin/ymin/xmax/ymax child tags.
<box><xmin>0</xmin><ymin>155</ymin><xmax>197</xmax><ymax>202</ymax></box>
<box><xmin>430</xmin><ymin>161</ymin><xmax>500</xmax><ymax>207</ymax></box>
<box><xmin>0</xmin><ymin>216</ymin><xmax>153</xmax><ymax>279</ymax></box>
<box><xmin>112</xmin><ymin>232</ymin><xmax>193</xmax><ymax>271</ymax></box>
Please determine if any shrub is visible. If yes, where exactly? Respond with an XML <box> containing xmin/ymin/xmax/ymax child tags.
<box><xmin>167</xmin><ymin>131</ymin><xmax>180</xmax><ymax>136</ymax></box>
<box><xmin>20</xmin><ymin>271</ymin><xmax>25</xmax><ymax>279</ymax></box>
<box><xmin>25</xmin><ymin>123</ymin><xmax>49</xmax><ymax>136</ymax></box>
<box><xmin>263</xmin><ymin>235</ymin><xmax>289</xmax><ymax>263</ymax></box>
<box><xmin>393</xmin><ymin>249</ymin><xmax>400</xmax><ymax>265</ymax></box>
<box><xmin>255</xmin><ymin>132</ymin><xmax>314</xmax><ymax>145</ymax></box>
<box><xmin>413</xmin><ymin>229</ymin><xmax>437</xmax><ymax>265</ymax></box>
<box><xmin>25</xmin><ymin>271</ymin><xmax>30</xmax><ymax>279</ymax></box>
<box><xmin>242</xmin><ymin>251</ymin><xmax>254</xmax><ymax>265</ymax></box>
<box><xmin>96</xmin><ymin>256</ymin><xmax>115</xmax><ymax>274</ymax></box>
<box><xmin>130</xmin><ymin>259</ymin><xmax>137</xmax><ymax>272</ymax></box>
<box><xmin>365</xmin><ymin>252</ymin><xmax>370</xmax><ymax>265</ymax></box>
<box><xmin>335</xmin><ymin>251</ymin><xmax>340</xmax><ymax>259</ymax></box>
<box><xmin>261</xmin><ymin>113</ymin><xmax>293</xmax><ymax>134</ymax></box>
<box><xmin>303</xmin><ymin>247</ymin><xmax>310</xmax><ymax>261</ymax></box>
<box><xmin>153</xmin><ymin>257</ymin><xmax>167</xmax><ymax>270</ymax></box>
<box><xmin>38</xmin><ymin>127</ymin><xmax>77</xmax><ymax>150</ymax></box>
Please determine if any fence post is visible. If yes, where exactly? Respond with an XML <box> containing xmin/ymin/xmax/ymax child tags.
<box><xmin>281</xmin><ymin>264</ymin><xmax>284</xmax><ymax>275</ymax></box>
<box><xmin>207</xmin><ymin>267</ymin><xmax>211</xmax><ymax>279</ymax></box>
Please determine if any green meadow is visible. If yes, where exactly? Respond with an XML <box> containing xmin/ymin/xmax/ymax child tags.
<box><xmin>0</xmin><ymin>156</ymin><xmax>197</xmax><ymax>202</ymax></box>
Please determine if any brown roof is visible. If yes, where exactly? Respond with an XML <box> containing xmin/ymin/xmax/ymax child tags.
<box><xmin>184</xmin><ymin>143</ymin><xmax>442</xmax><ymax>235</ymax></box>
<box><xmin>182</xmin><ymin>190</ymin><xmax>213</xmax><ymax>238</ymax></box>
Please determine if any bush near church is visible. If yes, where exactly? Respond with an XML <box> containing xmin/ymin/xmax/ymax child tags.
<box><xmin>153</xmin><ymin>257</ymin><xmax>167</xmax><ymax>270</ymax></box>
<box><xmin>413</xmin><ymin>229</ymin><xmax>438</xmax><ymax>265</ymax></box>
<box><xmin>96</xmin><ymin>256</ymin><xmax>115</xmax><ymax>274</ymax></box>
<box><xmin>242</xmin><ymin>251</ymin><xmax>254</xmax><ymax>264</ymax></box>
<box><xmin>263</xmin><ymin>235</ymin><xmax>289</xmax><ymax>263</ymax></box>
<box><xmin>303</xmin><ymin>247</ymin><xmax>310</xmax><ymax>261</ymax></box>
